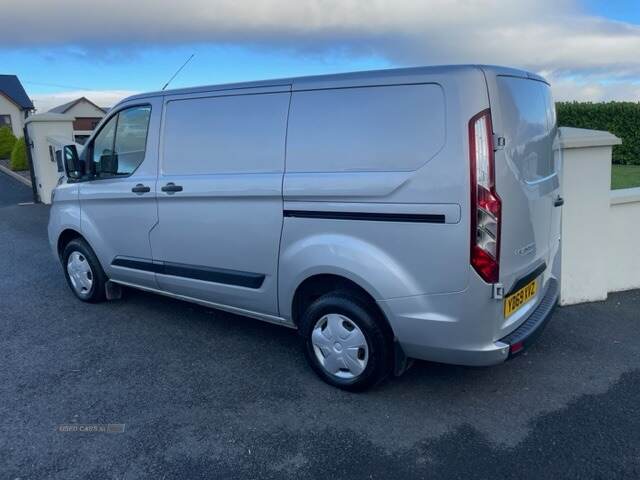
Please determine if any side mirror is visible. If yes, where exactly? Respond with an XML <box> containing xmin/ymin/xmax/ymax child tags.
<box><xmin>63</xmin><ymin>145</ymin><xmax>84</xmax><ymax>179</ymax></box>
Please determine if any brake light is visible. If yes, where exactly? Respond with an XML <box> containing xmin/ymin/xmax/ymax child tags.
<box><xmin>469</xmin><ymin>109</ymin><xmax>501</xmax><ymax>283</ymax></box>
<box><xmin>510</xmin><ymin>341</ymin><xmax>524</xmax><ymax>355</ymax></box>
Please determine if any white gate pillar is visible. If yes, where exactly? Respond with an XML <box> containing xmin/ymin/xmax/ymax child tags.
<box><xmin>25</xmin><ymin>113</ymin><xmax>75</xmax><ymax>204</ymax></box>
<box><xmin>555</xmin><ymin>127</ymin><xmax>622</xmax><ymax>305</ymax></box>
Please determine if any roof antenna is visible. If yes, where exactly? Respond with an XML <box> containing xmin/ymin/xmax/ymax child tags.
<box><xmin>161</xmin><ymin>54</ymin><xmax>195</xmax><ymax>91</ymax></box>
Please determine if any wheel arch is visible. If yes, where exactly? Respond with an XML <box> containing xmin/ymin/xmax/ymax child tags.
<box><xmin>57</xmin><ymin>228</ymin><xmax>84</xmax><ymax>259</ymax></box>
<box><xmin>290</xmin><ymin>273</ymin><xmax>396</xmax><ymax>342</ymax></box>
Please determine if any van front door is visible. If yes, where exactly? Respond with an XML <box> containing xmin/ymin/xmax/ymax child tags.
<box><xmin>78</xmin><ymin>99</ymin><xmax>161</xmax><ymax>289</ymax></box>
<box><xmin>149</xmin><ymin>88</ymin><xmax>291</xmax><ymax>316</ymax></box>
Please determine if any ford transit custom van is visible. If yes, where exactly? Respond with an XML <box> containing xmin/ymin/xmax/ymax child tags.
<box><xmin>49</xmin><ymin>65</ymin><xmax>561</xmax><ymax>390</ymax></box>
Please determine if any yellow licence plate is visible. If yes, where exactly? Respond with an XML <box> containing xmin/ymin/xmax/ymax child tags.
<box><xmin>504</xmin><ymin>279</ymin><xmax>538</xmax><ymax>318</ymax></box>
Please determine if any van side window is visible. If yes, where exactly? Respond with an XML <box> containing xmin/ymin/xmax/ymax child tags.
<box><xmin>162</xmin><ymin>93</ymin><xmax>290</xmax><ymax>175</ymax></box>
<box><xmin>90</xmin><ymin>106</ymin><xmax>151</xmax><ymax>178</ymax></box>
<box><xmin>287</xmin><ymin>84</ymin><xmax>446</xmax><ymax>173</ymax></box>
<box><xmin>91</xmin><ymin>115</ymin><xmax>117</xmax><ymax>177</ymax></box>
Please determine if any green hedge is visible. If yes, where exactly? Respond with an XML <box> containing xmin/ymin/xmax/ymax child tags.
<box><xmin>9</xmin><ymin>137</ymin><xmax>28</xmax><ymax>171</ymax></box>
<box><xmin>556</xmin><ymin>102</ymin><xmax>640</xmax><ymax>165</ymax></box>
<box><xmin>0</xmin><ymin>126</ymin><xmax>17</xmax><ymax>159</ymax></box>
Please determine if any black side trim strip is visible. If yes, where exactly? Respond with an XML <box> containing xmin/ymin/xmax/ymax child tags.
<box><xmin>283</xmin><ymin>210</ymin><xmax>445</xmax><ymax>223</ymax></box>
<box><xmin>111</xmin><ymin>257</ymin><xmax>265</xmax><ymax>289</ymax></box>
<box><xmin>112</xmin><ymin>257</ymin><xmax>163</xmax><ymax>273</ymax></box>
<box><xmin>163</xmin><ymin>262</ymin><xmax>264</xmax><ymax>289</ymax></box>
<box><xmin>506</xmin><ymin>262</ymin><xmax>547</xmax><ymax>297</ymax></box>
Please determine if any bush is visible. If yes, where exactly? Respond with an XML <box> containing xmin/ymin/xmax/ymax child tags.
<box><xmin>10</xmin><ymin>137</ymin><xmax>28</xmax><ymax>171</ymax></box>
<box><xmin>0</xmin><ymin>126</ymin><xmax>17</xmax><ymax>159</ymax></box>
<box><xmin>556</xmin><ymin>102</ymin><xmax>640</xmax><ymax>165</ymax></box>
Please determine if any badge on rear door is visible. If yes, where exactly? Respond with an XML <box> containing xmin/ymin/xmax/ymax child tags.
<box><xmin>515</xmin><ymin>242</ymin><xmax>535</xmax><ymax>256</ymax></box>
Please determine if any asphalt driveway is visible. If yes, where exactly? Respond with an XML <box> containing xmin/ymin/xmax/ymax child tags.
<box><xmin>1</xmin><ymin>171</ymin><xmax>639</xmax><ymax>479</ymax></box>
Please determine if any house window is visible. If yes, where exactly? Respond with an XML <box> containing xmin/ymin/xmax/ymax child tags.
<box><xmin>0</xmin><ymin>115</ymin><xmax>12</xmax><ymax>130</ymax></box>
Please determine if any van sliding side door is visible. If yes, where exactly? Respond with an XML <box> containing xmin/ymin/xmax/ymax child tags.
<box><xmin>149</xmin><ymin>87</ymin><xmax>291</xmax><ymax>316</ymax></box>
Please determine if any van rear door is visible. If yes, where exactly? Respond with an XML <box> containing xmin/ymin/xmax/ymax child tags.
<box><xmin>484</xmin><ymin>72</ymin><xmax>559</xmax><ymax>296</ymax></box>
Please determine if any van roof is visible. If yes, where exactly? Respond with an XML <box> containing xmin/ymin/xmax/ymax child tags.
<box><xmin>122</xmin><ymin>64</ymin><xmax>548</xmax><ymax>104</ymax></box>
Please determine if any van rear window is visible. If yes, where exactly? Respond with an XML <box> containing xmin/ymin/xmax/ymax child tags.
<box><xmin>496</xmin><ymin>77</ymin><xmax>556</xmax><ymax>182</ymax></box>
<box><xmin>286</xmin><ymin>84</ymin><xmax>445</xmax><ymax>173</ymax></box>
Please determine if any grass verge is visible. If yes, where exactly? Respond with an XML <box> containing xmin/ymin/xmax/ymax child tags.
<box><xmin>612</xmin><ymin>165</ymin><xmax>640</xmax><ymax>190</ymax></box>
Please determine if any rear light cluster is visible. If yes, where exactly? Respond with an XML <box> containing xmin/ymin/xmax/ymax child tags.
<box><xmin>469</xmin><ymin>109</ymin><xmax>501</xmax><ymax>283</ymax></box>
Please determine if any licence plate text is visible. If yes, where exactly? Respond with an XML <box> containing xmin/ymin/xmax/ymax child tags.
<box><xmin>504</xmin><ymin>279</ymin><xmax>537</xmax><ymax>318</ymax></box>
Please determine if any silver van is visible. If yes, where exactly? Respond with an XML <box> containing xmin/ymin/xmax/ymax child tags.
<box><xmin>49</xmin><ymin>65</ymin><xmax>561</xmax><ymax>391</ymax></box>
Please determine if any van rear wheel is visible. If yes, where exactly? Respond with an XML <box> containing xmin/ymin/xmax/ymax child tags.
<box><xmin>300</xmin><ymin>292</ymin><xmax>393</xmax><ymax>391</ymax></box>
<box><xmin>62</xmin><ymin>238</ymin><xmax>107</xmax><ymax>303</ymax></box>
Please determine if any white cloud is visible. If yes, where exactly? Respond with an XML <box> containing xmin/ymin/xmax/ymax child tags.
<box><xmin>3</xmin><ymin>1</ymin><xmax>640</xmax><ymax>100</ymax></box>
<box><xmin>30</xmin><ymin>90</ymin><xmax>138</xmax><ymax>113</ymax></box>
<box><xmin>550</xmin><ymin>79</ymin><xmax>640</xmax><ymax>102</ymax></box>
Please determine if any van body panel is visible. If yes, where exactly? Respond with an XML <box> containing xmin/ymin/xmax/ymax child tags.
<box><xmin>47</xmin><ymin>182</ymin><xmax>80</xmax><ymax>258</ymax></box>
<box><xmin>278</xmin><ymin>217</ymin><xmax>469</xmax><ymax>318</ymax></box>
<box><xmin>283</xmin><ymin>171</ymin><xmax>412</xmax><ymax>199</ymax></box>
<box><xmin>149</xmin><ymin>89</ymin><xmax>291</xmax><ymax>315</ymax></box>
<box><xmin>280</xmin><ymin>67</ymin><xmax>490</xmax><ymax>300</ymax></box>
<box><xmin>286</xmin><ymin>83</ymin><xmax>446</xmax><ymax>173</ymax></box>
<box><xmin>277</xmin><ymin>232</ymin><xmax>419</xmax><ymax>320</ymax></box>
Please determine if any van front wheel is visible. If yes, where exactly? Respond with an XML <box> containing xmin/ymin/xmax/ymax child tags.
<box><xmin>300</xmin><ymin>293</ymin><xmax>392</xmax><ymax>391</ymax></box>
<box><xmin>62</xmin><ymin>238</ymin><xmax>107</xmax><ymax>303</ymax></box>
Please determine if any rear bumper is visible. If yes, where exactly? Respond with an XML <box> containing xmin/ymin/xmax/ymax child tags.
<box><xmin>498</xmin><ymin>278</ymin><xmax>559</xmax><ymax>358</ymax></box>
<box><xmin>381</xmin><ymin>276</ymin><xmax>559</xmax><ymax>367</ymax></box>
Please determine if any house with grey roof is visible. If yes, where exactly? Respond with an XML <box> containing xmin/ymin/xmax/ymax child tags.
<box><xmin>49</xmin><ymin>96</ymin><xmax>107</xmax><ymax>144</ymax></box>
<box><xmin>0</xmin><ymin>74</ymin><xmax>34</xmax><ymax>137</ymax></box>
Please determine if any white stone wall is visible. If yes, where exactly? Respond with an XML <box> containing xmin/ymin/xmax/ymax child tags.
<box><xmin>557</xmin><ymin>127</ymin><xmax>639</xmax><ymax>304</ymax></box>
<box><xmin>608</xmin><ymin>188</ymin><xmax>640</xmax><ymax>293</ymax></box>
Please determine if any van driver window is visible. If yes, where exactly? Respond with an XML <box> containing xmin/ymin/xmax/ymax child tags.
<box><xmin>90</xmin><ymin>106</ymin><xmax>151</xmax><ymax>178</ymax></box>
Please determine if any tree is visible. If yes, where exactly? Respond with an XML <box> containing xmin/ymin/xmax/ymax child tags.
<box><xmin>0</xmin><ymin>126</ymin><xmax>17</xmax><ymax>159</ymax></box>
<box><xmin>10</xmin><ymin>137</ymin><xmax>28</xmax><ymax>171</ymax></box>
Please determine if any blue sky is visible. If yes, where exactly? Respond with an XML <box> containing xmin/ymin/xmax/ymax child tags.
<box><xmin>1</xmin><ymin>0</ymin><xmax>639</xmax><ymax>110</ymax></box>
<box><xmin>584</xmin><ymin>0</ymin><xmax>640</xmax><ymax>24</ymax></box>
<box><xmin>7</xmin><ymin>46</ymin><xmax>391</xmax><ymax>96</ymax></box>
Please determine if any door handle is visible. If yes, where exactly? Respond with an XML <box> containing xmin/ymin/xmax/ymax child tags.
<box><xmin>161</xmin><ymin>182</ymin><xmax>183</xmax><ymax>193</ymax></box>
<box><xmin>554</xmin><ymin>196</ymin><xmax>564</xmax><ymax>207</ymax></box>
<box><xmin>131</xmin><ymin>184</ymin><xmax>151</xmax><ymax>194</ymax></box>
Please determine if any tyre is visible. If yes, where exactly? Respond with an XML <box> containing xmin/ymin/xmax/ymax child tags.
<box><xmin>62</xmin><ymin>238</ymin><xmax>107</xmax><ymax>303</ymax></box>
<box><xmin>300</xmin><ymin>292</ymin><xmax>393</xmax><ymax>391</ymax></box>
